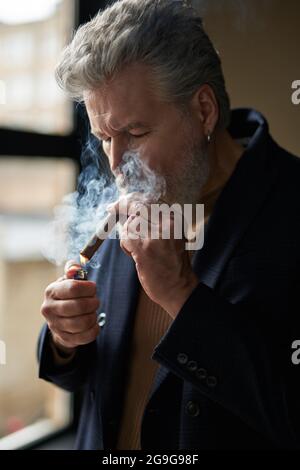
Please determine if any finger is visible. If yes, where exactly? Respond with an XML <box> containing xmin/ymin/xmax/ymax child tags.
<box><xmin>106</xmin><ymin>194</ymin><xmax>130</xmax><ymax>214</ymax></box>
<box><xmin>106</xmin><ymin>200</ymin><xmax>119</xmax><ymax>213</ymax></box>
<box><xmin>64</xmin><ymin>260</ymin><xmax>83</xmax><ymax>280</ymax></box>
<box><xmin>66</xmin><ymin>266</ymin><xmax>84</xmax><ymax>280</ymax></box>
<box><xmin>124</xmin><ymin>213</ymin><xmax>154</xmax><ymax>239</ymax></box>
<box><xmin>114</xmin><ymin>193</ymin><xmax>151</xmax><ymax>216</ymax></box>
<box><xmin>120</xmin><ymin>239</ymin><xmax>132</xmax><ymax>257</ymax></box>
<box><xmin>55</xmin><ymin>297</ymin><xmax>100</xmax><ymax>317</ymax></box>
<box><xmin>120</xmin><ymin>223</ymin><xmax>143</xmax><ymax>257</ymax></box>
<box><xmin>45</xmin><ymin>279</ymin><xmax>97</xmax><ymax>300</ymax></box>
<box><xmin>64</xmin><ymin>259</ymin><xmax>81</xmax><ymax>274</ymax></box>
<box><xmin>50</xmin><ymin>312</ymin><xmax>98</xmax><ymax>334</ymax></box>
<box><xmin>41</xmin><ymin>297</ymin><xmax>99</xmax><ymax>322</ymax></box>
<box><xmin>119</xmin><ymin>215</ymin><xmax>144</xmax><ymax>242</ymax></box>
<box><xmin>53</xmin><ymin>323</ymin><xmax>100</xmax><ymax>348</ymax></box>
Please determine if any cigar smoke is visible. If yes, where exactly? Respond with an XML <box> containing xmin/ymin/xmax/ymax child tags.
<box><xmin>41</xmin><ymin>133</ymin><xmax>166</xmax><ymax>270</ymax></box>
<box><xmin>79</xmin><ymin>210</ymin><xmax>120</xmax><ymax>265</ymax></box>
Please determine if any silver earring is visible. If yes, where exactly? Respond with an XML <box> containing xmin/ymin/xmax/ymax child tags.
<box><xmin>207</xmin><ymin>132</ymin><xmax>211</xmax><ymax>143</ymax></box>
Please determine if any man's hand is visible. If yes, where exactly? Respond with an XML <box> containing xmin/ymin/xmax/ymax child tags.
<box><xmin>41</xmin><ymin>261</ymin><xmax>100</xmax><ymax>353</ymax></box>
<box><xmin>113</xmin><ymin>199</ymin><xmax>199</xmax><ymax>319</ymax></box>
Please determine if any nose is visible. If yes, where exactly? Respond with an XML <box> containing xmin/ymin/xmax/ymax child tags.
<box><xmin>109</xmin><ymin>136</ymin><xmax>128</xmax><ymax>172</ymax></box>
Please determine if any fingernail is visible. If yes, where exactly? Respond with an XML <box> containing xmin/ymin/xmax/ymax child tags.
<box><xmin>65</xmin><ymin>266</ymin><xmax>81</xmax><ymax>279</ymax></box>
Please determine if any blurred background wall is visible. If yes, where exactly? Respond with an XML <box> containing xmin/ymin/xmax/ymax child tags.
<box><xmin>196</xmin><ymin>0</ymin><xmax>300</xmax><ymax>156</ymax></box>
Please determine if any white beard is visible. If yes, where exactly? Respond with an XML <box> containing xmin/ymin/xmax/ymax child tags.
<box><xmin>164</xmin><ymin>137</ymin><xmax>210</xmax><ymax>207</ymax></box>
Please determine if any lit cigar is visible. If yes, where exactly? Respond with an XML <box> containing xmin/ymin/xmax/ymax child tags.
<box><xmin>80</xmin><ymin>211</ymin><xmax>119</xmax><ymax>265</ymax></box>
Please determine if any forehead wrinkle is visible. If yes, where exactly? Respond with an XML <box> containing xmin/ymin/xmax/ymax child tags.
<box><xmin>90</xmin><ymin>112</ymin><xmax>120</xmax><ymax>135</ymax></box>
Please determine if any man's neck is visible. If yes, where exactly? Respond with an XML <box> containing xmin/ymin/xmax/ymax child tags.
<box><xmin>200</xmin><ymin>129</ymin><xmax>245</xmax><ymax>204</ymax></box>
<box><xmin>186</xmin><ymin>130</ymin><xmax>245</xmax><ymax>239</ymax></box>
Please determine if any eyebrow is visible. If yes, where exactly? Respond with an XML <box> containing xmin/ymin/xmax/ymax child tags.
<box><xmin>91</xmin><ymin>121</ymin><xmax>150</xmax><ymax>137</ymax></box>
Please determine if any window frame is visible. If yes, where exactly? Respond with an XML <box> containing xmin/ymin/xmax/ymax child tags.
<box><xmin>0</xmin><ymin>0</ymin><xmax>109</xmax><ymax>450</ymax></box>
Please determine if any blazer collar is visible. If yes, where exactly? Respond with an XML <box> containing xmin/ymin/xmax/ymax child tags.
<box><xmin>192</xmin><ymin>108</ymin><xmax>279</xmax><ymax>287</ymax></box>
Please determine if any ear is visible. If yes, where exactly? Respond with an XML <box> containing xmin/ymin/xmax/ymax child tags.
<box><xmin>189</xmin><ymin>84</ymin><xmax>219</xmax><ymax>137</ymax></box>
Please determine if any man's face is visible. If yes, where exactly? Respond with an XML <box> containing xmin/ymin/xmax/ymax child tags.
<box><xmin>85</xmin><ymin>63</ymin><xmax>210</xmax><ymax>205</ymax></box>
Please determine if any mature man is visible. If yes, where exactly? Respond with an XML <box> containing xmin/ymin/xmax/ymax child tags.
<box><xmin>38</xmin><ymin>0</ymin><xmax>300</xmax><ymax>449</ymax></box>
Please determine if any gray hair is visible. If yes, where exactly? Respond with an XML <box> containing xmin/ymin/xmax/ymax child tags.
<box><xmin>56</xmin><ymin>0</ymin><xmax>231</xmax><ymax>129</ymax></box>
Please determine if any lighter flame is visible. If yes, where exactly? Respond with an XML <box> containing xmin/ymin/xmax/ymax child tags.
<box><xmin>80</xmin><ymin>254</ymin><xmax>89</xmax><ymax>266</ymax></box>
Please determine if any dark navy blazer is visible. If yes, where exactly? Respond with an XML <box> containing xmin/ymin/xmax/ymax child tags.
<box><xmin>38</xmin><ymin>109</ymin><xmax>300</xmax><ymax>450</ymax></box>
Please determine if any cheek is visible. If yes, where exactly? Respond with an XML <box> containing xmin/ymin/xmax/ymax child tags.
<box><xmin>158</xmin><ymin>138</ymin><xmax>187</xmax><ymax>171</ymax></box>
<box><xmin>142</xmin><ymin>135</ymin><xmax>187</xmax><ymax>174</ymax></box>
<box><xmin>138</xmin><ymin>142</ymin><xmax>163</xmax><ymax>172</ymax></box>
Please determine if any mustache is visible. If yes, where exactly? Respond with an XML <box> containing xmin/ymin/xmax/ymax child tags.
<box><xmin>113</xmin><ymin>151</ymin><xmax>166</xmax><ymax>199</ymax></box>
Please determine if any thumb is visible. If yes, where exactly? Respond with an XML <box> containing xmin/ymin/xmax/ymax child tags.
<box><xmin>64</xmin><ymin>260</ymin><xmax>82</xmax><ymax>279</ymax></box>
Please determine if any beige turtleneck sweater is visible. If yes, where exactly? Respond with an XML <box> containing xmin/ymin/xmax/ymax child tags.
<box><xmin>115</xmin><ymin>287</ymin><xmax>173</xmax><ymax>449</ymax></box>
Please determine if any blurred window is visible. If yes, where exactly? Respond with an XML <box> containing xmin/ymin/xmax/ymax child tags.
<box><xmin>0</xmin><ymin>157</ymin><xmax>77</xmax><ymax>450</ymax></box>
<box><xmin>0</xmin><ymin>0</ymin><xmax>74</xmax><ymax>134</ymax></box>
<box><xmin>0</xmin><ymin>0</ymin><xmax>77</xmax><ymax>450</ymax></box>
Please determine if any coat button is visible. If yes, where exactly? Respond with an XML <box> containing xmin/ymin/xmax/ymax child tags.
<box><xmin>177</xmin><ymin>353</ymin><xmax>188</xmax><ymax>365</ymax></box>
<box><xmin>185</xmin><ymin>401</ymin><xmax>200</xmax><ymax>417</ymax></box>
<box><xmin>207</xmin><ymin>376</ymin><xmax>218</xmax><ymax>387</ymax></box>
<box><xmin>97</xmin><ymin>312</ymin><xmax>106</xmax><ymax>327</ymax></box>
<box><xmin>196</xmin><ymin>368</ymin><xmax>207</xmax><ymax>380</ymax></box>
<box><xmin>187</xmin><ymin>360</ymin><xmax>198</xmax><ymax>371</ymax></box>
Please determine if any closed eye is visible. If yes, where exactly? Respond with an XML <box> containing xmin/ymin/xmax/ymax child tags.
<box><xmin>128</xmin><ymin>132</ymin><xmax>150</xmax><ymax>139</ymax></box>
<box><xmin>101</xmin><ymin>132</ymin><xmax>150</xmax><ymax>143</ymax></box>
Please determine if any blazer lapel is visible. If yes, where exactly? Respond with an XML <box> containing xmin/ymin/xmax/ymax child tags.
<box><xmin>193</xmin><ymin>114</ymin><xmax>278</xmax><ymax>288</ymax></box>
